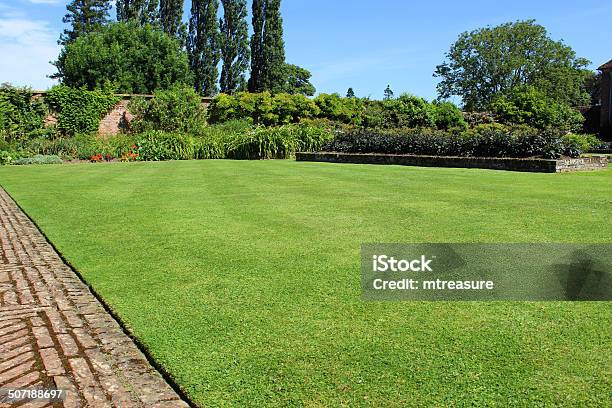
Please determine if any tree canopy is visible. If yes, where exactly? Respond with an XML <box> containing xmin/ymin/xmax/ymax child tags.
<box><xmin>60</xmin><ymin>0</ymin><xmax>111</xmax><ymax>45</ymax></box>
<box><xmin>434</xmin><ymin>20</ymin><xmax>591</xmax><ymax>111</ymax></box>
<box><xmin>280</xmin><ymin>64</ymin><xmax>316</xmax><ymax>96</ymax></box>
<box><xmin>52</xmin><ymin>22</ymin><xmax>192</xmax><ymax>94</ymax></box>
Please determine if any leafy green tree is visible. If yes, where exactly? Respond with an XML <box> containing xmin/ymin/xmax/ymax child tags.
<box><xmin>159</xmin><ymin>0</ymin><xmax>185</xmax><ymax>37</ymax></box>
<box><xmin>280</xmin><ymin>64</ymin><xmax>315</xmax><ymax>96</ymax></box>
<box><xmin>383</xmin><ymin>85</ymin><xmax>394</xmax><ymax>100</ymax></box>
<box><xmin>219</xmin><ymin>0</ymin><xmax>250</xmax><ymax>94</ymax></box>
<box><xmin>489</xmin><ymin>85</ymin><xmax>584</xmax><ymax>132</ymax></box>
<box><xmin>188</xmin><ymin>0</ymin><xmax>221</xmax><ymax>96</ymax></box>
<box><xmin>52</xmin><ymin>22</ymin><xmax>192</xmax><ymax>94</ymax></box>
<box><xmin>116</xmin><ymin>0</ymin><xmax>159</xmax><ymax>25</ymax></box>
<box><xmin>248</xmin><ymin>0</ymin><xmax>286</xmax><ymax>93</ymax></box>
<box><xmin>435</xmin><ymin>20</ymin><xmax>591</xmax><ymax>111</ymax></box>
<box><xmin>346</xmin><ymin>88</ymin><xmax>355</xmax><ymax>98</ymax></box>
<box><xmin>60</xmin><ymin>0</ymin><xmax>111</xmax><ymax>45</ymax></box>
<box><xmin>248</xmin><ymin>0</ymin><xmax>265</xmax><ymax>92</ymax></box>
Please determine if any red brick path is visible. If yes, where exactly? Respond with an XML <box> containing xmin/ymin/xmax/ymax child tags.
<box><xmin>0</xmin><ymin>188</ymin><xmax>189</xmax><ymax>408</ymax></box>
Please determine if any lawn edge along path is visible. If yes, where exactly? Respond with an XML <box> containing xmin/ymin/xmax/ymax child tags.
<box><xmin>0</xmin><ymin>186</ymin><xmax>192</xmax><ymax>408</ymax></box>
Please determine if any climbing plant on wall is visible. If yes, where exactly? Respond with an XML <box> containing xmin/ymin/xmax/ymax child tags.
<box><xmin>45</xmin><ymin>86</ymin><xmax>119</xmax><ymax>135</ymax></box>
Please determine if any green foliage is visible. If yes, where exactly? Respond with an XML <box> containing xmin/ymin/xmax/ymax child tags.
<box><xmin>159</xmin><ymin>0</ymin><xmax>185</xmax><ymax>37</ymax></box>
<box><xmin>116</xmin><ymin>0</ymin><xmax>159</xmax><ymax>25</ymax></box>
<box><xmin>384</xmin><ymin>85</ymin><xmax>394</xmax><ymax>100</ymax></box>
<box><xmin>432</xmin><ymin>101</ymin><xmax>467</xmax><ymax>130</ymax></box>
<box><xmin>45</xmin><ymin>86</ymin><xmax>119</xmax><ymax>135</ymax></box>
<box><xmin>324</xmin><ymin>125</ymin><xmax>591</xmax><ymax>159</ymax></box>
<box><xmin>435</xmin><ymin>20</ymin><xmax>591</xmax><ymax>110</ymax></box>
<box><xmin>53</xmin><ymin>22</ymin><xmax>192</xmax><ymax>94</ymax></box>
<box><xmin>129</xmin><ymin>85</ymin><xmax>207</xmax><ymax>133</ymax></box>
<box><xmin>561</xmin><ymin>133</ymin><xmax>601</xmax><ymax>156</ymax></box>
<box><xmin>314</xmin><ymin>93</ymin><xmax>364</xmax><ymax>125</ymax></box>
<box><xmin>248</xmin><ymin>0</ymin><xmax>286</xmax><ymax>92</ymax></box>
<box><xmin>133</xmin><ymin>123</ymin><xmax>332</xmax><ymax>161</ymax></box>
<box><xmin>0</xmin><ymin>85</ymin><xmax>48</xmax><ymax>141</ymax></box>
<box><xmin>279</xmin><ymin>64</ymin><xmax>316</xmax><ymax>96</ymax></box>
<box><xmin>209</xmin><ymin>92</ymin><xmax>467</xmax><ymax>131</ymax></box>
<box><xmin>13</xmin><ymin>155</ymin><xmax>63</xmax><ymax>165</ymax></box>
<box><xmin>219</xmin><ymin>0</ymin><xmax>250</xmax><ymax>94</ymax></box>
<box><xmin>208</xmin><ymin>92</ymin><xmax>320</xmax><ymax>126</ymax></box>
<box><xmin>385</xmin><ymin>94</ymin><xmax>436</xmax><ymax>128</ymax></box>
<box><xmin>0</xmin><ymin>150</ymin><xmax>13</xmax><ymax>165</ymax></box>
<box><xmin>346</xmin><ymin>88</ymin><xmax>355</xmax><ymax>98</ymax></box>
<box><xmin>60</xmin><ymin>0</ymin><xmax>111</xmax><ymax>45</ymax></box>
<box><xmin>136</xmin><ymin>131</ymin><xmax>197</xmax><ymax>161</ymax></box>
<box><xmin>188</xmin><ymin>0</ymin><xmax>221</xmax><ymax>96</ymax></box>
<box><xmin>490</xmin><ymin>86</ymin><xmax>584</xmax><ymax>132</ymax></box>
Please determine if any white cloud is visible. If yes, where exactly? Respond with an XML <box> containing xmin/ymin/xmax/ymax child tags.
<box><xmin>0</xmin><ymin>12</ymin><xmax>60</xmax><ymax>89</ymax></box>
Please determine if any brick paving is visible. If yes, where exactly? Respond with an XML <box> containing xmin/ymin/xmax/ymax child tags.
<box><xmin>0</xmin><ymin>188</ymin><xmax>189</xmax><ymax>408</ymax></box>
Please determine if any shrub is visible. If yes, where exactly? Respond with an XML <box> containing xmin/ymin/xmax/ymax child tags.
<box><xmin>207</xmin><ymin>92</ymin><xmax>319</xmax><ymax>126</ymax></box>
<box><xmin>0</xmin><ymin>85</ymin><xmax>47</xmax><ymax>141</ymax></box>
<box><xmin>322</xmin><ymin>127</ymin><xmax>587</xmax><ymax>159</ymax></box>
<box><xmin>45</xmin><ymin>86</ymin><xmax>119</xmax><ymax>135</ymax></box>
<box><xmin>13</xmin><ymin>155</ymin><xmax>63</xmax><ymax>165</ymax></box>
<box><xmin>561</xmin><ymin>134</ymin><xmax>601</xmax><ymax>157</ymax></box>
<box><xmin>135</xmin><ymin>131</ymin><xmax>196</xmax><ymax>161</ymax></box>
<box><xmin>313</xmin><ymin>93</ymin><xmax>363</xmax><ymax>125</ymax></box>
<box><xmin>432</xmin><ymin>101</ymin><xmax>467</xmax><ymax>130</ymax></box>
<box><xmin>489</xmin><ymin>86</ymin><xmax>584</xmax><ymax>132</ymax></box>
<box><xmin>385</xmin><ymin>94</ymin><xmax>436</xmax><ymax>128</ymax></box>
<box><xmin>129</xmin><ymin>85</ymin><xmax>206</xmax><ymax>134</ymax></box>
<box><xmin>0</xmin><ymin>150</ymin><xmax>13</xmax><ymax>165</ymax></box>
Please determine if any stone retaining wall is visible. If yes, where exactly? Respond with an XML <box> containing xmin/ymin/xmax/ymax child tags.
<box><xmin>296</xmin><ymin>152</ymin><xmax>609</xmax><ymax>173</ymax></box>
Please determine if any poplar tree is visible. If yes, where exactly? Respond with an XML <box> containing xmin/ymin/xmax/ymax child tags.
<box><xmin>159</xmin><ymin>0</ymin><xmax>185</xmax><ymax>37</ymax></box>
<box><xmin>261</xmin><ymin>0</ymin><xmax>285</xmax><ymax>92</ymax></box>
<box><xmin>188</xmin><ymin>0</ymin><xmax>221</xmax><ymax>96</ymax></box>
<box><xmin>116</xmin><ymin>0</ymin><xmax>159</xmax><ymax>26</ymax></box>
<box><xmin>219</xmin><ymin>0</ymin><xmax>250</xmax><ymax>94</ymax></box>
<box><xmin>60</xmin><ymin>0</ymin><xmax>111</xmax><ymax>45</ymax></box>
<box><xmin>248</xmin><ymin>0</ymin><xmax>286</xmax><ymax>93</ymax></box>
<box><xmin>248</xmin><ymin>0</ymin><xmax>265</xmax><ymax>92</ymax></box>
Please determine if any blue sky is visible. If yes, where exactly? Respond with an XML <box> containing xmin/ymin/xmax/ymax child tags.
<box><xmin>1</xmin><ymin>0</ymin><xmax>611</xmax><ymax>100</ymax></box>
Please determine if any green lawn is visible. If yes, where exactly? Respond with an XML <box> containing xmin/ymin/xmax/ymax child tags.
<box><xmin>1</xmin><ymin>160</ymin><xmax>611</xmax><ymax>407</ymax></box>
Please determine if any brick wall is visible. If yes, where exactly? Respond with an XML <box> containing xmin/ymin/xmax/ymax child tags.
<box><xmin>98</xmin><ymin>98</ymin><xmax>133</xmax><ymax>136</ymax></box>
<box><xmin>39</xmin><ymin>93</ymin><xmax>212</xmax><ymax>137</ymax></box>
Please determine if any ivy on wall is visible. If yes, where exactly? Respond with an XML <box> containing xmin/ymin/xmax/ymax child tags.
<box><xmin>45</xmin><ymin>86</ymin><xmax>119</xmax><ymax>135</ymax></box>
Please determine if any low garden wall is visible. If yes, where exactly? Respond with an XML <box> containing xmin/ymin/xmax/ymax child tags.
<box><xmin>296</xmin><ymin>152</ymin><xmax>609</xmax><ymax>173</ymax></box>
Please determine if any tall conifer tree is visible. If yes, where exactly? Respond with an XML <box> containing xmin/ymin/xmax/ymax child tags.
<box><xmin>188</xmin><ymin>0</ymin><xmax>221</xmax><ymax>96</ymax></box>
<box><xmin>60</xmin><ymin>0</ymin><xmax>111</xmax><ymax>45</ymax></box>
<box><xmin>159</xmin><ymin>0</ymin><xmax>184</xmax><ymax>37</ymax></box>
<box><xmin>219</xmin><ymin>0</ymin><xmax>250</xmax><ymax>94</ymax></box>
<box><xmin>248</xmin><ymin>0</ymin><xmax>265</xmax><ymax>92</ymax></box>
<box><xmin>116</xmin><ymin>0</ymin><xmax>159</xmax><ymax>26</ymax></box>
<box><xmin>261</xmin><ymin>0</ymin><xmax>285</xmax><ymax>92</ymax></box>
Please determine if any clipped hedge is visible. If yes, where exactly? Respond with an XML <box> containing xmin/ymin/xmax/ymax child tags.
<box><xmin>321</xmin><ymin>126</ymin><xmax>598</xmax><ymax>159</ymax></box>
